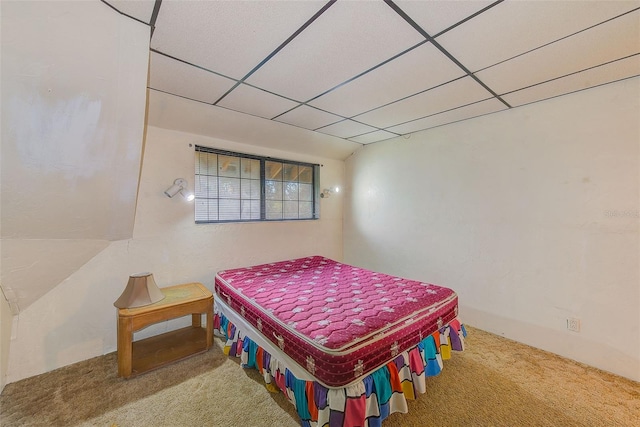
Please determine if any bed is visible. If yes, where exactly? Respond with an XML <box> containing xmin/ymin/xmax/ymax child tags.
<box><xmin>214</xmin><ymin>255</ymin><xmax>466</xmax><ymax>427</ymax></box>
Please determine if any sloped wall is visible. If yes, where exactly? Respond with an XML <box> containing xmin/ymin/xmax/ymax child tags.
<box><xmin>344</xmin><ymin>77</ymin><xmax>640</xmax><ymax>381</ymax></box>
<box><xmin>0</xmin><ymin>1</ymin><xmax>150</xmax><ymax>312</ymax></box>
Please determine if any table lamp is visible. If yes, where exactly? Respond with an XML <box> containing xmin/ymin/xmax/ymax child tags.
<box><xmin>114</xmin><ymin>273</ymin><xmax>165</xmax><ymax>308</ymax></box>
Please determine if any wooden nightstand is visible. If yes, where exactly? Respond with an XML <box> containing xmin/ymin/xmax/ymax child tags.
<box><xmin>117</xmin><ymin>282</ymin><xmax>213</xmax><ymax>378</ymax></box>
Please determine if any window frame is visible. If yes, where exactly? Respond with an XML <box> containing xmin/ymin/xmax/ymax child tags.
<box><xmin>194</xmin><ymin>145</ymin><xmax>320</xmax><ymax>224</ymax></box>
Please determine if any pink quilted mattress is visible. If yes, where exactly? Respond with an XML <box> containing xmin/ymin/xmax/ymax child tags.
<box><xmin>214</xmin><ymin>256</ymin><xmax>458</xmax><ymax>387</ymax></box>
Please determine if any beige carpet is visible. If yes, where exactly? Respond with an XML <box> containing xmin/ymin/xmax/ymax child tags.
<box><xmin>1</xmin><ymin>326</ymin><xmax>638</xmax><ymax>426</ymax></box>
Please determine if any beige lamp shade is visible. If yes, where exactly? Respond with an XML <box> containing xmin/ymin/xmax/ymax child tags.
<box><xmin>114</xmin><ymin>273</ymin><xmax>165</xmax><ymax>308</ymax></box>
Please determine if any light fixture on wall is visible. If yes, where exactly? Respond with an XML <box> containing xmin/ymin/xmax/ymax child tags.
<box><xmin>113</xmin><ymin>273</ymin><xmax>165</xmax><ymax>309</ymax></box>
<box><xmin>164</xmin><ymin>178</ymin><xmax>195</xmax><ymax>201</ymax></box>
<box><xmin>320</xmin><ymin>186</ymin><xmax>340</xmax><ymax>198</ymax></box>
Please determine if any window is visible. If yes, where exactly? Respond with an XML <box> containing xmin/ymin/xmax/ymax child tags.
<box><xmin>194</xmin><ymin>146</ymin><xmax>319</xmax><ymax>223</ymax></box>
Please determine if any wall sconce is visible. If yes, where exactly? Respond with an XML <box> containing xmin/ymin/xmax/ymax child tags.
<box><xmin>114</xmin><ymin>273</ymin><xmax>165</xmax><ymax>309</ymax></box>
<box><xmin>320</xmin><ymin>186</ymin><xmax>340</xmax><ymax>198</ymax></box>
<box><xmin>164</xmin><ymin>178</ymin><xmax>195</xmax><ymax>201</ymax></box>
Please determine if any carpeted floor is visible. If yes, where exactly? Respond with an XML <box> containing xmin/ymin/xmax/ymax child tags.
<box><xmin>1</xmin><ymin>326</ymin><xmax>638</xmax><ymax>426</ymax></box>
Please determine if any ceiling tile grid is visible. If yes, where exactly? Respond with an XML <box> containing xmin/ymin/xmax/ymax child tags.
<box><xmin>316</xmin><ymin>119</ymin><xmax>379</xmax><ymax>139</ymax></box>
<box><xmin>149</xmin><ymin>51</ymin><xmax>237</xmax><ymax>104</ymax></box>
<box><xmin>434</xmin><ymin>1</ymin><xmax>640</xmax><ymax>72</ymax></box>
<box><xmin>244</xmin><ymin>0</ymin><xmax>425</xmax><ymax>102</ymax></box>
<box><xmin>393</xmin><ymin>0</ymin><xmax>497</xmax><ymax>36</ymax></box>
<box><xmin>386</xmin><ymin>98</ymin><xmax>508</xmax><ymax>135</ymax></box>
<box><xmin>349</xmin><ymin>130</ymin><xmax>399</xmax><ymax>144</ymax></box>
<box><xmin>476</xmin><ymin>9</ymin><xmax>640</xmax><ymax>95</ymax></box>
<box><xmin>108</xmin><ymin>0</ymin><xmax>155</xmax><ymax>24</ymax></box>
<box><xmin>105</xmin><ymin>0</ymin><xmax>640</xmax><ymax>146</ymax></box>
<box><xmin>150</xmin><ymin>0</ymin><xmax>329</xmax><ymax>80</ymax></box>
<box><xmin>503</xmin><ymin>54</ymin><xmax>640</xmax><ymax>107</ymax></box>
<box><xmin>216</xmin><ymin>83</ymin><xmax>301</xmax><ymax>120</ymax></box>
<box><xmin>308</xmin><ymin>42</ymin><xmax>466</xmax><ymax>117</ymax></box>
<box><xmin>353</xmin><ymin>76</ymin><xmax>494</xmax><ymax>129</ymax></box>
<box><xmin>274</xmin><ymin>105</ymin><xmax>344</xmax><ymax>130</ymax></box>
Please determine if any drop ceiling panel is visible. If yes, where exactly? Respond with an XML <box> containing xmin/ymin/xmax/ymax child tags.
<box><xmin>394</xmin><ymin>0</ymin><xmax>496</xmax><ymax>35</ymax></box>
<box><xmin>274</xmin><ymin>105</ymin><xmax>343</xmax><ymax>131</ymax></box>
<box><xmin>245</xmin><ymin>0</ymin><xmax>425</xmax><ymax>102</ymax></box>
<box><xmin>149</xmin><ymin>52</ymin><xmax>237</xmax><ymax>104</ymax></box>
<box><xmin>387</xmin><ymin>98</ymin><xmax>507</xmax><ymax>135</ymax></box>
<box><xmin>108</xmin><ymin>0</ymin><xmax>155</xmax><ymax>24</ymax></box>
<box><xmin>436</xmin><ymin>1</ymin><xmax>640</xmax><ymax>72</ymax></box>
<box><xmin>308</xmin><ymin>42</ymin><xmax>465</xmax><ymax>118</ymax></box>
<box><xmin>477</xmin><ymin>10</ymin><xmax>640</xmax><ymax>95</ymax></box>
<box><xmin>349</xmin><ymin>130</ymin><xmax>398</xmax><ymax>145</ymax></box>
<box><xmin>109</xmin><ymin>1</ymin><xmax>640</xmax><ymax>149</ymax></box>
<box><xmin>317</xmin><ymin>120</ymin><xmax>378</xmax><ymax>139</ymax></box>
<box><xmin>217</xmin><ymin>84</ymin><xmax>300</xmax><ymax>120</ymax></box>
<box><xmin>355</xmin><ymin>76</ymin><xmax>493</xmax><ymax>129</ymax></box>
<box><xmin>151</xmin><ymin>0</ymin><xmax>327</xmax><ymax>79</ymax></box>
<box><xmin>503</xmin><ymin>56</ymin><xmax>640</xmax><ymax>107</ymax></box>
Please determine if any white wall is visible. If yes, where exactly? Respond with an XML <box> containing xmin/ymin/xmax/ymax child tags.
<box><xmin>344</xmin><ymin>77</ymin><xmax>640</xmax><ymax>381</ymax></box>
<box><xmin>5</xmin><ymin>124</ymin><xmax>345</xmax><ymax>384</ymax></box>
<box><xmin>0</xmin><ymin>291</ymin><xmax>12</xmax><ymax>392</ymax></box>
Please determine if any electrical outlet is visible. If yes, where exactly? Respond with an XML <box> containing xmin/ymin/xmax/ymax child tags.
<box><xmin>567</xmin><ymin>317</ymin><xmax>581</xmax><ymax>332</ymax></box>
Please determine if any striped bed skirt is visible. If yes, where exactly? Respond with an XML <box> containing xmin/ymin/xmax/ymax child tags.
<box><xmin>215</xmin><ymin>313</ymin><xmax>466</xmax><ymax>427</ymax></box>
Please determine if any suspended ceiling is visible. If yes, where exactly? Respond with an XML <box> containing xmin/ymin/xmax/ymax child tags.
<box><xmin>107</xmin><ymin>0</ymin><xmax>640</xmax><ymax>146</ymax></box>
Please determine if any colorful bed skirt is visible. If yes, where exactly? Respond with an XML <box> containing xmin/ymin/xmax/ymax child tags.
<box><xmin>215</xmin><ymin>313</ymin><xmax>467</xmax><ymax>427</ymax></box>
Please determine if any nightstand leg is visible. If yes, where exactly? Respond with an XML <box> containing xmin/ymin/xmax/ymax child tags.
<box><xmin>118</xmin><ymin>317</ymin><xmax>133</xmax><ymax>378</ymax></box>
<box><xmin>205</xmin><ymin>307</ymin><xmax>213</xmax><ymax>349</ymax></box>
<box><xmin>191</xmin><ymin>313</ymin><xmax>202</xmax><ymax>328</ymax></box>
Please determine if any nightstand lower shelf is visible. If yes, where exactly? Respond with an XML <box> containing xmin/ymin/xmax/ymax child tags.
<box><xmin>131</xmin><ymin>326</ymin><xmax>208</xmax><ymax>376</ymax></box>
